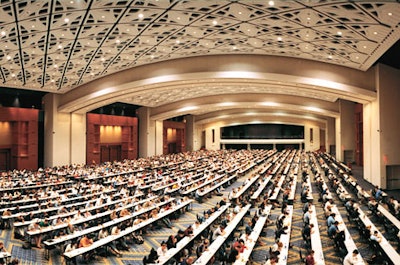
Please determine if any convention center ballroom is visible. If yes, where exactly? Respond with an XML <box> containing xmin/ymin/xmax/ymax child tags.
<box><xmin>0</xmin><ymin>1</ymin><xmax>400</xmax><ymax>265</ymax></box>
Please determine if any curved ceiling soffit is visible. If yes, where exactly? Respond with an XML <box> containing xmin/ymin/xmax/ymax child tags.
<box><xmin>194</xmin><ymin>112</ymin><xmax>328</xmax><ymax>129</ymax></box>
<box><xmin>58</xmin><ymin>69</ymin><xmax>376</xmax><ymax>114</ymax></box>
<box><xmin>150</xmin><ymin>101</ymin><xmax>339</xmax><ymax>121</ymax></box>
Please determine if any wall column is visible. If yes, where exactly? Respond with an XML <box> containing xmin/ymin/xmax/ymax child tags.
<box><xmin>339</xmin><ymin>99</ymin><xmax>356</xmax><ymax>164</ymax></box>
<box><xmin>326</xmin><ymin>117</ymin><xmax>336</xmax><ymax>155</ymax></box>
<box><xmin>185</xmin><ymin>115</ymin><xmax>195</xmax><ymax>152</ymax></box>
<box><xmin>304</xmin><ymin>123</ymin><xmax>320</xmax><ymax>151</ymax></box>
<box><xmin>365</xmin><ymin>64</ymin><xmax>400</xmax><ymax>189</ymax></box>
<box><xmin>335</xmin><ymin>117</ymin><xmax>342</xmax><ymax>161</ymax></box>
<box><xmin>43</xmin><ymin>94</ymin><xmax>86</xmax><ymax>167</ymax></box>
<box><xmin>138</xmin><ymin>107</ymin><xmax>162</xmax><ymax>158</ymax></box>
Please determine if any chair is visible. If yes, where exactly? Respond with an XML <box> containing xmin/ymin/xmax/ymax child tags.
<box><xmin>299</xmin><ymin>249</ymin><xmax>305</xmax><ymax>263</ymax></box>
<box><xmin>143</xmin><ymin>255</ymin><xmax>148</xmax><ymax>265</ymax></box>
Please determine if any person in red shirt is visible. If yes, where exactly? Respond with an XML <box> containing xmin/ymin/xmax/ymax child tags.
<box><xmin>233</xmin><ymin>239</ymin><xmax>246</xmax><ymax>253</ymax></box>
<box><xmin>305</xmin><ymin>250</ymin><xmax>315</xmax><ymax>265</ymax></box>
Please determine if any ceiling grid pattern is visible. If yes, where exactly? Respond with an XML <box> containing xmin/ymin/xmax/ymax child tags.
<box><xmin>0</xmin><ymin>0</ymin><xmax>399</xmax><ymax>94</ymax></box>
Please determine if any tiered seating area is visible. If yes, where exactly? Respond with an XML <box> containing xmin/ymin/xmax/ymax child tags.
<box><xmin>1</xmin><ymin>149</ymin><xmax>400</xmax><ymax>265</ymax></box>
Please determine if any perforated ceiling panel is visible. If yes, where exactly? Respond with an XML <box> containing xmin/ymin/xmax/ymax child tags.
<box><xmin>0</xmin><ymin>0</ymin><xmax>399</xmax><ymax>93</ymax></box>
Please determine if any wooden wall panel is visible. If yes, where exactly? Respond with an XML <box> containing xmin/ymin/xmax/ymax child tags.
<box><xmin>86</xmin><ymin>113</ymin><xmax>138</xmax><ymax>164</ymax></box>
<box><xmin>0</xmin><ymin>107</ymin><xmax>39</xmax><ymax>170</ymax></box>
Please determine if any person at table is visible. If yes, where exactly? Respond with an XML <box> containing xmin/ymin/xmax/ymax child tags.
<box><xmin>111</xmin><ymin>224</ymin><xmax>129</xmax><ymax>250</ymax></box>
<box><xmin>98</xmin><ymin>227</ymin><xmax>121</xmax><ymax>257</ymax></box>
<box><xmin>227</xmin><ymin>248</ymin><xmax>239</xmax><ymax>263</ymax></box>
<box><xmin>166</xmin><ymin>234</ymin><xmax>177</xmax><ymax>249</ymax></box>
<box><xmin>78</xmin><ymin>234</ymin><xmax>95</xmax><ymax>262</ymax></box>
<box><xmin>181</xmin><ymin>256</ymin><xmax>194</xmax><ymax>265</ymax></box>
<box><xmin>157</xmin><ymin>241</ymin><xmax>168</xmax><ymax>258</ymax></box>
<box><xmin>233</xmin><ymin>238</ymin><xmax>247</xmax><ymax>254</ymax></box>
<box><xmin>28</xmin><ymin>221</ymin><xmax>43</xmax><ymax>249</ymax></box>
<box><xmin>64</xmin><ymin>241</ymin><xmax>79</xmax><ymax>265</ymax></box>
<box><xmin>328</xmin><ymin>221</ymin><xmax>339</xmax><ymax>238</ymax></box>
<box><xmin>271</xmin><ymin>241</ymin><xmax>283</xmax><ymax>258</ymax></box>
<box><xmin>343</xmin><ymin>249</ymin><xmax>360</xmax><ymax>265</ymax></box>
<box><xmin>305</xmin><ymin>249</ymin><xmax>315</xmax><ymax>265</ymax></box>
<box><xmin>327</xmin><ymin>213</ymin><xmax>336</xmax><ymax>228</ymax></box>
<box><xmin>302</xmin><ymin>223</ymin><xmax>314</xmax><ymax>246</ymax></box>
<box><xmin>0</xmin><ymin>241</ymin><xmax>9</xmax><ymax>265</ymax></box>
<box><xmin>265</xmin><ymin>256</ymin><xmax>278</xmax><ymax>265</ymax></box>
<box><xmin>370</xmin><ymin>230</ymin><xmax>382</xmax><ymax>243</ymax></box>
<box><xmin>212</xmin><ymin>224</ymin><xmax>226</xmax><ymax>241</ymax></box>
<box><xmin>196</xmin><ymin>239</ymin><xmax>210</xmax><ymax>257</ymax></box>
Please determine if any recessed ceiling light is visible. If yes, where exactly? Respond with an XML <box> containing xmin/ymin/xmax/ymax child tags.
<box><xmin>150</xmin><ymin>55</ymin><xmax>155</xmax><ymax>59</ymax></box>
<box><xmin>337</xmin><ymin>31</ymin><xmax>342</xmax><ymax>36</ymax></box>
<box><xmin>277</xmin><ymin>36</ymin><xmax>282</xmax><ymax>41</ymax></box>
<box><xmin>176</xmin><ymin>40</ymin><xmax>180</xmax><ymax>44</ymax></box>
<box><xmin>363</xmin><ymin>45</ymin><xmax>367</xmax><ymax>48</ymax></box>
<box><xmin>307</xmin><ymin>17</ymin><xmax>310</xmax><ymax>20</ymax></box>
<box><xmin>6</xmin><ymin>55</ymin><xmax>11</xmax><ymax>60</ymax></box>
<box><xmin>268</xmin><ymin>1</ymin><xmax>274</xmax><ymax>6</ymax></box>
<box><xmin>328</xmin><ymin>55</ymin><xmax>332</xmax><ymax>59</ymax></box>
<box><xmin>232</xmin><ymin>46</ymin><xmax>237</xmax><ymax>50</ymax></box>
<box><xmin>70</xmin><ymin>1</ymin><xmax>74</xmax><ymax>3</ymax></box>
<box><xmin>138</xmin><ymin>13</ymin><xmax>144</xmax><ymax>19</ymax></box>
<box><xmin>54</xmin><ymin>64</ymin><xmax>58</xmax><ymax>68</ymax></box>
<box><xmin>31</xmin><ymin>25</ymin><xmax>35</xmax><ymax>28</ymax></box>
<box><xmin>11</xmin><ymin>74</ymin><xmax>15</xmax><ymax>77</ymax></box>
<box><xmin>1</xmin><ymin>31</ymin><xmax>6</xmax><ymax>36</ymax></box>
<box><xmin>373</xmin><ymin>32</ymin><xmax>377</xmax><ymax>35</ymax></box>
<box><xmin>101</xmin><ymin>57</ymin><xmax>105</xmax><ymax>61</ymax></box>
<box><xmin>355</xmin><ymin>56</ymin><xmax>359</xmax><ymax>59</ymax></box>
<box><xmin>64</xmin><ymin>18</ymin><xmax>70</xmax><ymax>23</ymax></box>
<box><xmin>388</xmin><ymin>12</ymin><xmax>392</xmax><ymax>16</ymax></box>
<box><xmin>116</xmin><ymin>39</ymin><xmax>121</xmax><ymax>44</ymax></box>
<box><xmin>58</xmin><ymin>44</ymin><xmax>63</xmax><ymax>49</ymax></box>
<box><xmin>51</xmin><ymin>79</ymin><xmax>55</xmax><ymax>82</ymax></box>
<box><xmin>212</xmin><ymin>20</ymin><xmax>218</xmax><ymax>25</ymax></box>
<box><xmin>101</xmin><ymin>15</ymin><xmax>105</xmax><ymax>19</ymax></box>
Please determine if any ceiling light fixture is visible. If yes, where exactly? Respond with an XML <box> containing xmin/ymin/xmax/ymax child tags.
<box><xmin>337</xmin><ymin>31</ymin><xmax>342</xmax><ymax>36</ymax></box>
<box><xmin>1</xmin><ymin>31</ymin><xmax>6</xmax><ymax>36</ymax></box>
<box><xmin>64</xmin><ymin>18</ymin><xmax>70</xmax><ymax>23</ymax></box>
<box><xmin>138</xmin><ymin>13</ymin><xmax>144</xmax><ymax>19</ymax></box>
<box><xmin>277</xmin><ymin>36</ymin><xmax>282</xmax><ymax>41</ymax></box>
<box><xmin>268</xmin><ymin>1</ymin><xmax>274</xmax><ymax>6</ymax></box>
<box><xmin>212</xmin><ymin>20</ymin><xmax>218</xmax><ymax>25</ymax></box>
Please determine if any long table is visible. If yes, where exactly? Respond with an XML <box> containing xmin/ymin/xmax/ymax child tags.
<box><xmin>153</xmin><ymin>203</ymin><xmax>231</xmax><ymax>265</ymax></box>
<box><xmin>277</xmin><ymin>205</ymin><xmax>293</xmax><ymax>265</ymax></box>
<box><xmin>63</xmin><ymin>199</ymin><xmax>193</xmax><ymax>261</ymax></box>
<box><xmin>193</xmin><ymin>204</ymin><xmax>251</xmax><ymax>265</ymax></box>
<box><xmin>356</xmin><ymin>206</ymin><xmax>400</xmax><ymax>264</ymax></box>
<box><xmin>233</xmin><ymin>205</ymin><xmax>272</xmax><ymax>265</ymax></box>
<box><xmin>377</xmin><ymin>205</ymin><xmax>400</xmax><ymax>230</ymax></box>
<box><xmin>309</xmin><ymin>205</ymin><xmax>325</xmax><ymax>265</ymax></box>
<box><xmin>232</xmin><ymin>175</ymin><xmax>260</xmax><ymax>199</ymax></box>
<box><xmin>251</xmin><ymin>175</ymin><xmax>272</xmax><ymax>200</ymax></box>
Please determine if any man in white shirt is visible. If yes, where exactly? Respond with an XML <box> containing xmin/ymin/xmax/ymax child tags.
<box><xmin>343</xmin><ymin>249</ymin><xmax>360</xmax><ymax>265</ymax></box>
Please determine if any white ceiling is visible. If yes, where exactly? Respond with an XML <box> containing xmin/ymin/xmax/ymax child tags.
<box><xmin>1</xmin><ymin>0</ymin><xmax>399</xmax><ymax>95</ymax></box>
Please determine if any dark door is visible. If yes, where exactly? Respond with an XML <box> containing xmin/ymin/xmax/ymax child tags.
<box><xmin>0</xmin><ymin>149</ymin><xmax>11</xmax><ymax>171</ymax></box>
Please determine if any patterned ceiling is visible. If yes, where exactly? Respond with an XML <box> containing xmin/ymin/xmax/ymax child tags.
<box><xmin>0</xmin><ymin>0</ymin><xmax>399</xmax><ymax>94</ymax></box>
